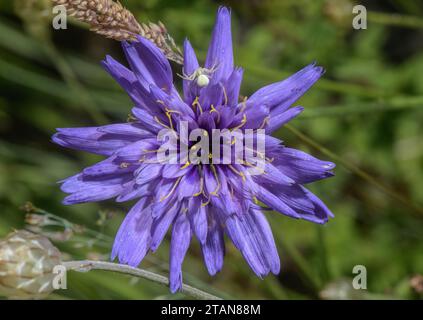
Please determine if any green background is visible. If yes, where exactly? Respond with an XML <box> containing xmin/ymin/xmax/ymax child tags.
<box><xmin>0</xmin><ymin>0</ymin><xmax>422</xmax><ymax>299</ymax></box>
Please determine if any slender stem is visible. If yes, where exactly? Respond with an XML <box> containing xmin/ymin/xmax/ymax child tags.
<box><xmin>368</xmin><ymin>11</ymin><xmax>423</xmax><ymax>29</ymax></box>
<box><xmin>302</xmin><ymin>96</ymin><xmax>423</xmax><ymax>118</ymax></box>
<box><xmin>316</xmin><ymin>227</ymin><xmax>330</xmax><ymax>283</ymax></box>
<box><xmin>63</xmin><ymin>260</ymin><xmax>222</xmax><ymax>300</ymax></box>
<box><xmin>281</xmin><ymin>240</ymin><xmax>321</xmax><ymax>290</ymax></box>
<box><xmin>241</xmin><ymin>64</ymin><xmax>388</xmax><ymax>99</ymax></box>
<box><xmin>27</xmin><ymin>205</ymin><xmax>230</xmax><ymax>299</ymax></box>
<box><xmin>285</xmin><ymin>124</ymin><xmax>423</xmax><ymax>215</ymax></box>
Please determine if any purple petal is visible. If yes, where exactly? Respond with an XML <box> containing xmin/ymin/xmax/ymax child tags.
<box><xmin>199</xmin><ymin>83</ymin><xmax>224</xmax><ymax>111</ymax></box>
<box><xmin>122</xmin><ymin>36</ymin><xmax>173</xmax><ymax>92</ymax></box>
<box><xmin>114</xmin><ymin>139</ymin><xmax>158</xmax><ymax>163</ymax></box>
<box><xmin>187</xmin><ymin>197</ymin><xmax>208</xmax><ymax>244</ymax></box>
<box><xmin>255</xmin><ymin>185</ymin><xmax>301</xmax><ymax>219</ymax></box>
<box><xmin>102</xmin><ymin>56</ymin><xmax>146</xmax><ymax>107</ymax></box>
<box><xmin>300</xmin><ymin>186</ymin><xmax>334</xmax><ymax>223</ymax></box>
<box><xmin>201</xmin><ymin>213</ymin><xmax>225</xmax><ymax>275</ymax></box>
<box><xmin>150</xmin><ymin>84</ymin><xmax>195</xmax><ymax>120</ymax></box>
<box><xmin>225</xmin><ymin>68</ymin><xmax>243</xmax><ymax>107</ymax></box>
<box><xmin>169</xmin><ymin>213</ymin><xmax>192</xmax><ymax>293</ymax></box>
<box><xmin>82</xmin><ymin>157</ymin><xmax>132</xmax><ymax>176</ymax></box>
<box><xmin>53</xmin><ymin>126</ymin><xmax>138</xmax><ymax>156</ymax></box>
<box><xmin>61</xmin><ymin>174</ymin><xmax>130</xmax><ymax>204</ymax></box>
<box><xmin>247</xmin><ymin>63</ymin><xmax>324</xmax><ymax>113</ymax></box>
<box><xmin>131</xmin><ymin>108</ymin><xmax>164</xmax><ymax>133</ymax></box>
<box><xmin>116</xmin><ymin>182</ymin><xmax>153</xmax><ymax>202</ymax></box>
<box><xmin>267</xmin><ymin>106</ymin><xmax>304</xmax><ymax>133</ymax></box>
<box><xmin>135</xmin><ymin>163</ymin><xmax>163</xmax><ymax>185</ymax></box>
<box><xmin>260</xmin><ymin>163</ymin><xmax>296</xmax><ymax>186</ymax></box>
<box><xmin>183</xmin><ymin>39</ymin><xmax>200</xmax><ymax>103</ymax></box>
<box><xmin>111</xmin><ymin>198</ymin><xmax>153</xmax><ymax>267</ymax></box>
<box><xmin>224</xmin><ymin>209</ymin><xmax>280</xmax><ymax>277</ymax></box>
<box><xmin>235</xmin><ymin>104</ymin><xmax>269</xmax><ymax>129</ymax></box>
<box><xmin>162</xmin><ymin>164</ymin><xmax>192</xmax><ymax>179</ymax></box>
<box><xmin>150</xmin><ymin>202</ymin><xmax>180</xmax><ymax>251</ymax></box>
<box><xmin>178</xmin><ymin>168</ymin><xmax>200</xmax><ymax>200</ymax></box>
<box><xmin>97</xmin><ymin>123</ymin><xmax>152</xmax><ymax>137</ymax></box>
<box><xmin>205</xmin><ymin>7</ymin><xmax>234</xmax><ymax>83</ymax></box>
<box><xmin>274</xmin><ymin>147</ymin><xmax>336</xmax><ymax>184</ymax></box>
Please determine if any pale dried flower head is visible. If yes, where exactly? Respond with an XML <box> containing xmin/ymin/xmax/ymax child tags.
<box><xmin>0</xmin><ymin>230</ymin><xmax>62</xmax><ymax>299</ymax></box>
<box><xmin>52</xmin><ymin>0</ymin><xmax>183</xmax><ymax>64</ymax></box>
<box><xmin>25</xmin><ymin>213</ymin><xmax>52</xmax><ymax>226</ymax></box>
<box><xmin>410</xmin><ymin>274</ymin><xmax>423</xmax><ymax>294</ymax></box>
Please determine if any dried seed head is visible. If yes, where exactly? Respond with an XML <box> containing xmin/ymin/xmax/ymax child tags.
<box><xmin>14</xmin><ymin>0</ymin><xmax>52</xmax><ymax>40</ymax></box>
<box><xmin>0</xmin><ymin>230</ymin><xmax>62</xmax><ymax>299</ymax></box>
<box><xmin>52</xmin><ymin>0</ymin><xmax>183</xmax><ymax>64</ymax></box>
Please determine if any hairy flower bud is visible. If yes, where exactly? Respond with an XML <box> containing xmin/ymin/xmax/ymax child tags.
<box><xmin>0</xmin><ymin>230</ymin><xmax>62</xmax><ymax>299</ymax></box>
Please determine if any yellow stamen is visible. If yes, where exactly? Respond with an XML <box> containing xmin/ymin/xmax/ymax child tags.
<box><xmin>244</xmin><ymin>146</ymin><xmax>266</xmax><ymax>159</ymax></box>
<box><xmin>209</xmin><ymin>164</ymin><xmax>221</xmax><ymax>196</ymax></box>
<box><xmin>192</xmin><ymin>96</ymin><xmax>203</xmax><ymax>114</ymax></box>
<box><xmin>165</xmin><ymin>111</ymin><xmax>174</xmax><ymax>131</ymax></box>
<box><xmin>201</xmin><ymin>199</ymin><xmax>211</xmax><ymax>207</ymax></box>
<box><xmin>160</xmin><ymin>177</ymin><xmax>182</xmax><ymax>202</ymax></box>
<box><xmin>239</xmin><ymin>96</ymin><xmax>248</xmax><ymax>112</ymax></box>
<box><xmin>193</xmin><ymin>167</ymin><xmax>204</xmax><ymax>196</ymax></box>
<box><xmin>228</xmin><ymin>165</ymin><xmax>246</xmax><ymax>182</ymax></box>
<box><xmin>231</xmin><ymin>114</ymin><xmax>247</xmax><ymax>131</ymax></box>
<box><xmin>209</xmin><ymin>105</ymin><xmax>221</xmax><ymax>123</ymax></box>
<box><xmin>221</xmin><ymin>84</ymin><xmax>228</xmax><ymax>106</ymax></box>
<box><xmin>164</xmin><ymin>106</ymin><xmax>182</xmax><ymax>115</ymax></box>
<box><xmin>259</xmin><ymin>116</ymin><xmax>270</xmax><ymax>130</ymax></box>
<box><xmin>180</xmin><ymin>161</ymin><xmax>190</xmax><ymax>170</ymax></box>
<box><xmin>127</xmin><ymin>114</ymin><xmax>137</xmax><ymax>122</ymax></box>
<box><xmin>154</xmin><ymin>116</ymin><xmax>172</xmax><ymax>130</ymax></box>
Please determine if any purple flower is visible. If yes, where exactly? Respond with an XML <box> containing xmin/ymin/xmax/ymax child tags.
<box><xmin>53</xmin><ymin>7</ymin><xmax>335</xmax><ymax>292</ymax></box>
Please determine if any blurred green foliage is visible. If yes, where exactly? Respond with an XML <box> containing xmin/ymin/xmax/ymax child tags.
<box><xmin>0</xmin><ymin>0</ymin><xmax>422</xmax><ymax>299</ymax></box>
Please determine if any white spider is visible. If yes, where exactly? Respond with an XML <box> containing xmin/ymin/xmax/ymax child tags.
<box><xmin>178</xmin><ymin>65</ymin><xmax>218</xmax><ymax>88</ymax></box>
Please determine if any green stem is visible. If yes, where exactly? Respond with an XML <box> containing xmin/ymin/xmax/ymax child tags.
<box><xmin>368</xmin><ymin>11</ymin><xmax>423</xmax><ymax>29</ymax></box>
<box><xmin>241</xmin><ymin>64</ymin><xmax>388</xmax><ymax>98</ymax></box>
<box><xmin>302</xmin><ymin>96</ymin><xmax>423</xmax><ymax>118</ymax></box>
<box><xmin>281</xmin><ymin>240</ymin><xmax>322</xmax><ymax>290</ymax></box>
<box><xmin>63</xmin><ymin>260</ymin><xmax>222</xmax><ymax>300</ymax></box>
<box><xmin>28</xmin><ymin>205</ymin><xmax>233</xmax><ymax>299</ymax></box>
<box><xmin>316</xmin><ymin>227</ymin><xmax>330</xmax><ymax>283</ymax></box>
<box><xmin>285</xmin><ymin>124</ymin><xmax>423</xmax><ymax>215</ymax></box>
